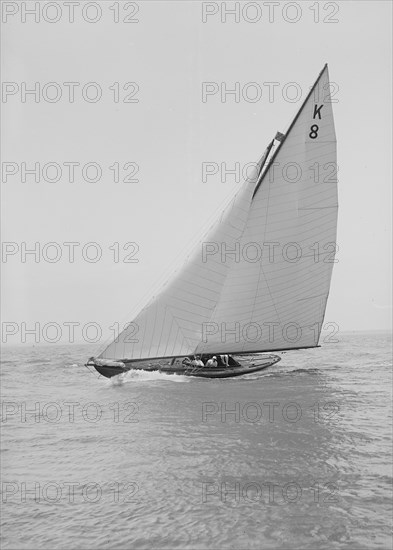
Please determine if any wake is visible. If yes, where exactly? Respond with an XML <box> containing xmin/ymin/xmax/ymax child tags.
<box><xmin>110</xmin><ymin>369</ymin><xmax>190</xmax><ymax>385</ymax></box>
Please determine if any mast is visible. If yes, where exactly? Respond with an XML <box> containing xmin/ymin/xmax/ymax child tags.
<box><xmin>256</xmin><ymin>139</ymin><xmax>274</xmax><ymax>179</ymax></box>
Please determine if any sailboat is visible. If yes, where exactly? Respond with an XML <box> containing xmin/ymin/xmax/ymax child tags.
<box><xmin>86</xmin><ymin>64</ymin><xmax>338</xmax><ymax>379</ymax></box>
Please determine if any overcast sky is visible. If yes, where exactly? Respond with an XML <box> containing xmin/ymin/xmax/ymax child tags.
<box><xmin>1</xmin><ymin>0</ymin><xmax>392</xmax><ymax>346</ymax></box>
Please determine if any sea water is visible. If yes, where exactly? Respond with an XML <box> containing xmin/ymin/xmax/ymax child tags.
<box><xmin>1</xmin><ymin>331</ymin><xmax>392</xmax><ymax>549</ymax></box>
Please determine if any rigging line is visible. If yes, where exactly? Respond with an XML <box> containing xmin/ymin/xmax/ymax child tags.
<box><xmin>97</xmin><ymin>183</ymin><xmax>245</xmax><ymax>358</ymax></box>
<box><xmin>84</xmin><ymin>362</ymin><xmax>100</xmax><ymax>378</ymax></box>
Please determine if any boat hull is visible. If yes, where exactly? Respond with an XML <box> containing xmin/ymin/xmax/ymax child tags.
<box><xmin>87</xmin><ymin>355</ymin><xmax>281</xmax><ymax>379</ymax></box>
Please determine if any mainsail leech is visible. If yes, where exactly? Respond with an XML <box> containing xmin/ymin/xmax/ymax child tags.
<box><xmin>99</xmin><ymin>64</ymin><xmax>337</xmax><ymax>361</ymax></box>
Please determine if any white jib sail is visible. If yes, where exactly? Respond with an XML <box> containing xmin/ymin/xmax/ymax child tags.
<box><xmin>100</xmin><ymin>64</ymin><xmax>337</xmax><ymax>360</ymax></box>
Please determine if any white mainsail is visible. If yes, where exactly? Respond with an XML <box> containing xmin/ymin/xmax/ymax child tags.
<box><xmin>100</xmin><ymin>64</ymin><xmax>337</xmax><ymax>360</ymax></box>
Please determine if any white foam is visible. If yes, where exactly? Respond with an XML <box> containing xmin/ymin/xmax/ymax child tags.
<box><xmin>111</xmin><ymin>368</ymin><xmax>190</xmax><ymax>385</ymax></box>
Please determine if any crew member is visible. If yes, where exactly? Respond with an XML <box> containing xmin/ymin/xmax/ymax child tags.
<box><xmin>206</xmin><ymin>356</ymin><xmax>218</xmax><ymax>367</ymax></box>
<box><xmin>191</xmin><ymin>355</ymin><xmax>204</xmax><ymax>367</ymax></box>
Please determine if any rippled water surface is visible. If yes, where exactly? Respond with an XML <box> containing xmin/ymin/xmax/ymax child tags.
<box><xmin>1</xmin><ymin>332</ymin><xmax>392</xmax><ymax>549</ymax></box>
